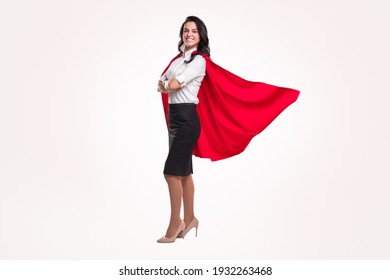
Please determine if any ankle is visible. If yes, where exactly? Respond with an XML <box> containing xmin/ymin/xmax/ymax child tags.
<box><xmin>169</xmin><ymin>218</ymin><xmax>182</xmax><ymax>226</ymax></box>
<box><xmin>184</xmin><ymin>216</ymin><xmax>196</xmax><ymax>223</ymax></box>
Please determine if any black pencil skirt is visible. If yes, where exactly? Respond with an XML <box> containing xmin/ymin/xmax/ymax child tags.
<box><xmin>163</xmin><ymin>103</ymin><xmax>201</xmax><ymax>176</ymax></box>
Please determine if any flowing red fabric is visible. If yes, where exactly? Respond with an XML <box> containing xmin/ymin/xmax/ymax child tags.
<box><xmin>161</xmin><ymin>54</ymin><xmax>300</xmax><ymax>161</ymax></box>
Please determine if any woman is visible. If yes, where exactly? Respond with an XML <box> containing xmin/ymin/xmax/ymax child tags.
<box><xmin>156</xmin><ymin>16</ymin><xmax>208</xmax><ymax>243</ymax></box>
<box><xmin>157</xmin><ymin>16</ymin><xmax>299</xmax><ymax>243</ymax></box>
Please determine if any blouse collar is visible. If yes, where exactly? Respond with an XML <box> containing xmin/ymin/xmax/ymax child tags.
<box><xmin>180</xmin><ymin>44</ymin><xmax>197</xmax><ymax>59</ymax></box>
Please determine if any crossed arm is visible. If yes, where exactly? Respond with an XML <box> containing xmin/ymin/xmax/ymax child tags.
<box><xmin>157</xmin><ymin>56</ymin><xmax>206</xmax><ymax>93</ymax></box>
<box><xmin>157</xmin><ymin>78</ymin><xmax>182</xmax><ymax>93</ymax></box>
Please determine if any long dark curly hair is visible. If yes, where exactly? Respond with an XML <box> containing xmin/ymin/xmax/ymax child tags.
<box><xmin>177</xmin><ymin>16</ymin><xmax>210</xmax><ymax>63</ymax></box>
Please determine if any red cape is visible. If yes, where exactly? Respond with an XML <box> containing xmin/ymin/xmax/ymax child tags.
<box><xmin>161</xmin><ymin>54</ymin><xmax>299</xmax><ymax>161</ymax></box>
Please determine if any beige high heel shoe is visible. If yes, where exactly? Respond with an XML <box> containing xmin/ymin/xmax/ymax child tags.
<box><xmin>178</xmin><ymin>218</ymin><xmax>199</xmax><ymax>238</ymax></box>
<box><xmin>157</xmin><ymin>221</ymin><xmax>185</xmax><ymax>243</ymax></box>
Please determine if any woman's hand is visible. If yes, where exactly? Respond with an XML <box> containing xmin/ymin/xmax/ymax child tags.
<box><xmin>157</xmin><ymin>80</ymin><xmax>168</xmax><ymax>92</ymax></box>
<box><xmin>167</xmin><ymin>78</ymin><xmax>182</xmax><ymax>91</ymax></box>
<box><xmin>157</xmin><ymin>78</ymin><xmax>183</xmax><ymax>93</ymax></box>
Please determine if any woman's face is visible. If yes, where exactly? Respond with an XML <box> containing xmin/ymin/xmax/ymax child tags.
<box><xmin>182</xmin><ymin>21</ymin><xmax>200</xmax><ymax>51</ymax></box>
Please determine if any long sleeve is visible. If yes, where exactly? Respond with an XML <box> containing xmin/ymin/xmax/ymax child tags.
<box><xmin>175</xmin><ymin>56</ymin><xmax>206</xmax><ymax>87</ymax></box>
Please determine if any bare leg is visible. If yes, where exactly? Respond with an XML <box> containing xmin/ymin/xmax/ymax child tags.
<box><xmin>182</xmin><ymin>174</ymin><xmax>196</xmax><ymax>226</ymax></box>
<box><xmin>164</xmin><ymin>174</ymin><xmax>183</xmax><ymax>238</ymax></box>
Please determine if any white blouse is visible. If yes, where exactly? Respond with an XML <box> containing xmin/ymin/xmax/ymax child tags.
<box><xmin>160</xmin><ymin>48</ymin><xmax>206</xmax><ymax>104</ymax></box>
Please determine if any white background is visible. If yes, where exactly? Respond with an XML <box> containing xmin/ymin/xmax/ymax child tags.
<box><xmin>0</xmin><ymin>0</ymin><xmax>389</xmax><ymax>259</ymax></box>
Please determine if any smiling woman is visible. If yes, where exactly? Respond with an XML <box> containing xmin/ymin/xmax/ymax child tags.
<box><xmin>156</xmin><ymin>15</ymin><xmax>299</xmax><ymax>244</ymax></box>
<box><xmin>156</xmin><ymin>16</ymin><xmax>208</xmax><ymax>243</ymax></box>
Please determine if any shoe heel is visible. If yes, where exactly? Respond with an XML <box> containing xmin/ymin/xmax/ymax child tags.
<box><xmin>195</xmin><ymin>225</ymin><xmax>198</xmax><ymax>237</ymax></box>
